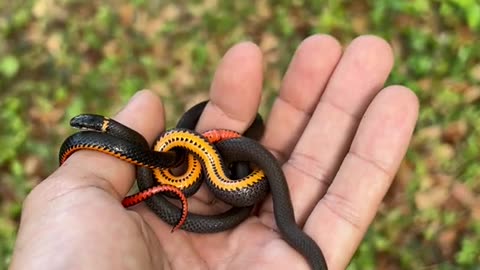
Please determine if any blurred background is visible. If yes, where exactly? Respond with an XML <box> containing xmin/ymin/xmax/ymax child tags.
<box><xmin>1</xmin><ymin>0</ymin><xmax>479</xmax><ymax>269</ymax></box>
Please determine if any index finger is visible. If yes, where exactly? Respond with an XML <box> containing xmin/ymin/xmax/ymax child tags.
<box><xmin>195</xmin><ymin>42</ymin><xmax>263</xmax><ymax>133</ymax></box>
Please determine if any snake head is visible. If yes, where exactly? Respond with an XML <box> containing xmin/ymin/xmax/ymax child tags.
<box><xmin>70</xmin><ymin>114</ymin><xmax>109</xmax><ymax>132</ymax></box>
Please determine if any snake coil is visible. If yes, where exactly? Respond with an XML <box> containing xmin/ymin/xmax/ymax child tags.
<box><xmin>59</xmin><ymin>100</ymin><xmax>328</xmax><ymax>270</ymax></box>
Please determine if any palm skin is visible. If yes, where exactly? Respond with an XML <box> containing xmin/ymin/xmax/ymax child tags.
<box><xmin>10</xmin><ymin>35</ymin><xmax>418</xmax><ymax>270</ymax></box>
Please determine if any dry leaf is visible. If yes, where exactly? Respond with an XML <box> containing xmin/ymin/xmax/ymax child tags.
<box><xmin>434</xmin><ymin>173</ymin><xmax>454</xmax><ymax>187</ymax></box>
<box><xmin>256</xmin><ymin>0</ymin><xmax>272</xmax><ymax>20</ymax></box>
<box><xmin>443</xmin><ymin>79</ymin><xmax>469</xmax><ymax>94</ymax></box>
<box><xmin>438</xmin><ymin>229</ymin><xmax>458</xmax><ymax>257</ymax></box>
<box><xmin>415</xmin><ymin>186</ymin><xmax>449</xmax><ymax>209</ymax></box>
<box><xmin>118</xmin><ymin>4</ymin><xmax>135</xmax><ymax>26</ymax></box>
<box><xmin>452</xmin><ymin>181</ymin><xmax>477</xmax><ymax>207</ymax></box>
<box><xmin>23</xmin><ymin>156</ymin><xmax>42</xmax><ymax>177</ymax></box>
<box><xmin>464</xmin><ymin>86</ymin><xmax>480</xmax><ymax>103</ymax></box>
<box><xmin>451</xmin><ymin>181</ymin><xmax>480</xmax><ymax>220</ymax></box>
<box><xmin>46</xmin><ymin>33</ymin><xmax>62</xmax><ymax>56</ymax></box>
<box><xmin>172</xmin><ymin>66</ymin><xmax>195</xmax><ymax>89</ymax></box>
<box><xmin>103</xmin><ymin>40</ymin><xmax>119</xmax><ymax>58</ymax></box>
<box><xmin>29</xmin><ymin>106</ymin><xmax>63</xmax><ymax>127</ymax></box>
<box><xmin>442</xmin><ymin>120</ymin><xmax>468</xmax><ymax>144</ymax></box>
<box><xmin>470</xmin><ymin>64</ymin><xmax>480</xmax><ymax>81</ymax></box>
<box><xmin>352</xmin><ymin>15</ymin><xmax>368</xmax><ymax>33</ymax></box>
<box><xmin>415</xmin><ymin>125</ymin><xmax>442</xmax><ymax>142</ymax></box>
<box><xmin>417</xmin><ymin>78</ymin><xmax>433</xmax><ymax>92</ymax></box>
<box><xmin>150</xmin><ymin>80</ymin><xmax>170</xmax><ymax>97</ymax></box>
<box><xmin>396</xmin><ymin>161</ymin><xmax>414</xmax><ymax>189</ymax></box>
<box><xmin>144</xmin><ymin>17</ymin><xmax>167</xmax><ymax>39</ymax></box>
<box><xmin>434</xmin><ymin>144</ymin><xmax>455</xmax><ymax>162</ymax></box>
<box><xmin>260</xmin><ymin>32</ymin><xmax>279</xmax><ymax>52</ymax></box>
<box><xmin>161</xmin><ymin>4</ymin><xmax>181</xmax><ymax>21</ymax></box>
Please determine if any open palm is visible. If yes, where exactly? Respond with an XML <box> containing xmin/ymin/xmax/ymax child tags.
<box><xmin>11</xmin><ymin>35</ymin><xmax>418</xmax><ymax>270</ymax></box>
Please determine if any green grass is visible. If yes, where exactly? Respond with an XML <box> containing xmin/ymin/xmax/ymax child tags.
<box><xmin>1</xmin><ymin>0</ymin><xmax>480</xmax><ymax>268</ymax></box>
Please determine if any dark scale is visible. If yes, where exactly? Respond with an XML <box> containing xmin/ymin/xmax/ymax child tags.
<box><xmin>206</xmin><ymin>178</ymin><xmax>269</xmax><ymax>207</ymax></box>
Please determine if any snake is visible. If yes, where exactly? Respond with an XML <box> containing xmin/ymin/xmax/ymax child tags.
<box><xmin>58</xmin><ymin>100</ymin><xmax>328</xmax><ymax>270</ymax></box>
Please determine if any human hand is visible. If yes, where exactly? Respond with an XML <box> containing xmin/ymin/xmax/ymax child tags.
<box><xmin>10</xmin><ymin>35</ymin><xmax>418</xmax><ymax>270</ymax></box>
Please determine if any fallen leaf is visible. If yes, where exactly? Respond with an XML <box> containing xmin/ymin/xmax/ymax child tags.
<box><xmin>161</xmin><ymin>4</ymin><xmax>181</xmax><ymax>21</ymax></box>
<box><xmin>464</xmin><ymin>86</ymin><xmax>480</xmax><ymax>103</ymax></box>
<box><xmin>32</xmin><ymin>0</ymin><xmax>67</xmax><ymax>20</ymax></box>
<box><xmin>417</xmin><ymin>78</ymin><xmax>433</xmax><ymax>92</ymax></box>
<box><xmin>118</xmin><ymin>4</ymin><xmax>135</xmax><ymax>26</ymax></box>
<box><xmin>255</xmin><ymin>0</ymin><xmax>271</xmax><ymax>20</ymax></box>
<box><xmin>23</xmin><ymin>156</ymin><xmax>42</xmax><ymax>177</ymax></box>
<box><xmin>260</xmin><ymin>33</ymin><xmax>279</xmax><ymax>64</ymax></box>
<box><xmin>434</xmin><ymin>173</ymin><xmax>454</xmax><ymax>187</ymax></box>
<box><xmin>387</xmin><ymin>160</ymin><xmax>413</xmax><ymax>205</ymax></box>
<box><xmin>33</xmin><ymin>0</ymin><xmax>49</xmax><ymax>17</ymax></box>
<box><xmin>102</xmin><ymin>40</ymin><xmax>119</xmax><ymax>58</ymax></box>
<box><xmin>470</xmin><ymin>64</ymin><xmax>480</xmax><ymax>81</ymax></box>
<box><xmin>150</xmin><ymin>80</ymin><xmax>170</xmax><ymax>97</ymax></box>
<box><xmin>434</xmin><ymin>143</ymin><xmax>455</xmax><ymax>162</ymax></box>
<box><xmin>452</xmin><ymin>181</ymin><xmax>477</xmax><ymax>207</ymax></box>
<box><xmin>46</xmin><ymin>33</ymin><xmax>62</xmax><ymax>56</ymax></box>
<box><xmin>260</xmin><ymin>32</ymin><xmax>278</xmax><ymax>52</ymax></box>
<box><xmin>415</xmin><ymin>125</ymin><xmax>442</xmax><ymax>142</ymax></box>
<box><xmin>352</xmin><ymin>15</ymin><xmax>368</xmax><ymax>33</ymax></box>
<box><xmin>438</xmin><ymin>229</ymin><xmax>458</xmax><ymax>257</ymax></box>
<box><xmin>443</xmin><ymin>79</ymin><xmax>469</xmax><ymax>94</ymax></box>
<box><xmin>171</xmin><ymin>66</ymin><xmax>195</xmax><ymax>90</ymax></box>
<box><xmin>29</xmin><ymin>106</ymin><xmax>63</xmax><ymax>127</ymax></box>
<box><xmin>415</xmin><ymin>186</ymin><xmax>449</xmax><ymax>209</ymax></box>
<box><xmin>442</xmin><ymin>120</ymin><xmax>468</xmax><ymax>144</ymax></box>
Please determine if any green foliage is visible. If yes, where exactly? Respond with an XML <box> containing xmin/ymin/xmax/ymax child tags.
<box><xmin>0</xmin><ymin>217</ymin><xmax>15</xmax><ymax>268</ymax></box>
<box><xmin>1</xmin><ymin>1</ymin><xmax>480</xmax><ymax>269</ymax></box>
<box><xmin>0</xmin><ymin>56</ymin><xmax>20</xmax><ymax>78</ymax></box>
<box><xmin>0</xmin><ymin>97</ymin><xmax>29</xmax><ymax>165</ymax></box>
<box><xmin>456</xmin><ymin>238</ymin><xmax>480</xmax><ymax>266</ymax></box>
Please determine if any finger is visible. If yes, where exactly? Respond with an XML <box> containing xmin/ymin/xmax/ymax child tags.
<box><xmin>195</xmin><ymin>42</ymin><xmax>263</xmax><ymax>133</ymax></box>
<box><xmin>260</xmin><ymin>36</ymin><xmax>395</xmax><ymax>226</ymax></box>
<box><xmin>50</xmin><ymin>90</ymin><xmax>166</xmax><ymax>199</ymax></box>
<box><xmin>186</xmin><ymin>42</ymin><xmax>264</xmax><ymax>209</ymax></box>
<box><xmin>305</xmin><ymin>86</ymin><xmax>418</xmax><ymax>269</ymax></box>
<box><xmin>261</xmin><ymin>34</ymin><xmax>342</xmax><ymax>163</ymax></box>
